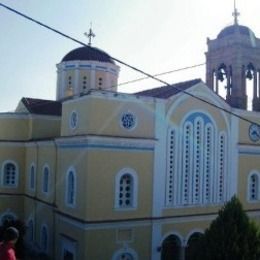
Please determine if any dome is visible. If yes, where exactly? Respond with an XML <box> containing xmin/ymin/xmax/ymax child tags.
<box><xmin>217</xmin><ymin>24</ymin><xmax>255</xmax><ymax>39</ymax></box>
<box><xmin>61</xmin><ymin>46</ymin><xmax>115</xmax><ymax>64</ymax></box>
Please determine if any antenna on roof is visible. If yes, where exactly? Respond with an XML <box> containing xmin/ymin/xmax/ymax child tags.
<box><xmin>232</xmin><ymin>0</ymin><xmax>240</xmax><ymax>25</ymax></box>
<box><xmin>84</xmin><ymin>23</ymin><xmax>95</xmax><ymax>46</ymax></box>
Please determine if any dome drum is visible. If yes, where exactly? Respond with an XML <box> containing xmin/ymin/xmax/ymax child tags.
<box><xmin>56</xmin><ymin>47</ymin><xmax>120</xmax><ymax>100</ymax></box>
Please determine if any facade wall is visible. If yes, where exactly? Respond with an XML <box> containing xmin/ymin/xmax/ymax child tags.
<box><xmin>61</xmin><ymin>94</ymin><xmax>155</xmax><ymax>139</ymax></box>
<box><xmin>2</xmin><ymin>84</ymin><xmax>260</xmax><ymax>259</ymax></box>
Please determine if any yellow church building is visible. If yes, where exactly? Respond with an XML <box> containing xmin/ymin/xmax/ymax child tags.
<box><xmin>1</xmin><ymin>9</ymin><xmax>260</xmax><ymax>260</ymax></box>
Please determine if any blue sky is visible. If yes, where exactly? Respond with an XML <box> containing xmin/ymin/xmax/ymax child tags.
<box><xmin>0</xmin><ymin>0</ymin><xmax>259</xmax><ymax>111</ymax></box>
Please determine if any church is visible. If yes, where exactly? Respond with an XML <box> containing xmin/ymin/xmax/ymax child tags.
<box><xmin>1</xmin><ymin>6</ymin><xmax>260</xmax><ymax>260</ymax></box>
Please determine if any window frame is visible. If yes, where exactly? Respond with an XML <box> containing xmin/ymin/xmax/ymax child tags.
<box><xmin>42</xmin><ymin>164</ymin><xmax>50</xmax><ymax>194</ymax></box>
<box><xmin>114</xmin><ymin>168</ymin><xmax>138</xmax><ymax>210</ymax></box>
<box><xmin>29</xmin><ymin>163</ymin><xmax>36</xmax><ymax>191</ymax></box>
<box><xmin>65</xmin><ymin>167</ymin><xmax>77</xmax><ymax>208</ymax></box>
<box><xmin>248</xmin><ymin>171</ymin><xmax>260</xmax><ymax>202</ymax></box>
<box><xmin>1</xmin><ymin>160</ymin><xmax>19</xmax><ymax>188</ymax></box>
<box><xmin>40</xmin><ymin>224</ymin><xmax>49</xmax><ymax>253</ymax></box>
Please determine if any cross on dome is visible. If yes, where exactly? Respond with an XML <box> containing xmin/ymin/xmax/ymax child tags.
<box><xmin>84</xmin><ymin>25</ymin><xmax>95</xmax><ymax>46</ymax></box>
<box><xmin>232</xmin><ymin>0</ymin><xmax>240</xmax><ymax>25</ymax></box>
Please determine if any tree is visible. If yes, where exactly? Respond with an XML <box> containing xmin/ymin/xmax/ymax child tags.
<box><xmin>192</xmin><ymin>196</ymin><xmax>260</xmax><ymax>260</ymax></box>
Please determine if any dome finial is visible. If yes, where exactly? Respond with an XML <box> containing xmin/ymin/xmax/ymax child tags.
<box><xmin>232</xmin><ymin>0</ymin><xmax>240</xmax><ymax>25</ymax></box>
<box><xmin>84</xmin><ymin>23</ymin><xmax>95</xmax><ymax>46</ymax></box>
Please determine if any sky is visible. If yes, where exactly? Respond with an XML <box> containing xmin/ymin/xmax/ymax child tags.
<box><xmin>0</xmin><ymin>0</ymin><xmax>260</xmax><ymax>112</ymax></box>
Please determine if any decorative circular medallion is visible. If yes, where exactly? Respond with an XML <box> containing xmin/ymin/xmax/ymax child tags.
<box><xmin>70</xmin><ymin>111</ymin><xmax>78</xmax><ymax>129</ymax></box>
<box><xmin>121</xmin><ymin>112</ymin><xmax>136</xmax><ymax>130</ymax></box>
<box><xmin>249</xmin><ymin>123</ymin><xmax>260</xmax><ymax>142</ymax></box>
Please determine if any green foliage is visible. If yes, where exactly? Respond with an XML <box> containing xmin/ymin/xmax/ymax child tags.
<box><xmin>192</xmin><ymin>196</ymin><xmax>260</xmax><ymax>260</ymax></box>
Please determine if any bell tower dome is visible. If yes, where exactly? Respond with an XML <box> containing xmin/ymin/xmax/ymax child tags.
<box><xmin>205</xmin><ymin>3</ymin><xmax>260</xmax><ymax>110</ymax></box>
<box><xmin>56</xmin><ymin>32</ymin><xmax>120</xmax><ymax>101</ymax></box>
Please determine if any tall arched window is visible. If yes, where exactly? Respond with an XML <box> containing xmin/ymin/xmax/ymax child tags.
<box><xmin>42</xmin><ymin>165</ymin><xmax>49</xmax><ymax>193</ymax></box>
<box><xmin>217</xmin><ymin>132</ymin><xmax>227</xmax><ymax>203</ymax></box>
<box><xmin>29</xmin><ymin>164</ymin><xmax>35</xmax><ymax>190</ymax></box>
<box><xmin>66</xmin><ymin>168</ymin><xmax>76</xmax><ymax>207</ymax></box>
<box><xmin>166</xmin><ymin>112</ymin><xmax>228</xmax><ymax>207</ymax></box>
<box><xmin>249</xmin><ymin>172</ymin><xmax>260</xmax><ymax>201</ymax></box>
<box><xmin>115</xmin><ymin>169</ymin><xmax>138</xmax><ymax>209</ymax></box>
<box><xmin>161</xmin><ymin>234</ymin><xmax>181</xmax><ymax>260</ymax></box>
<box><xmin>41</xmin><ymin>225</ymin><xmax>48</xmax><ymax>252</ymax></box>
<box><xmin>185</xmin><ymin>232</ymin><xmax>203</xmax><ymax>260</ymax></box>
<box><xmin>2</xmin><ymin>161</ymin><xmax>18</xmax><ymax>187</ymax></box>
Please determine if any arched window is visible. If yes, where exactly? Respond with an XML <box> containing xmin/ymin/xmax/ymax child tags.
<box><xmin>42</xmin><ymin>165</ymin><xmax>49</xmax><ymax>193</ymax></box>
<box><xmin>112</xmin><ymin>248</ymin><xmax>138</xmax><ymax>260</ymax></box>
<box><xmin>66</xmin><ymin>168</ymin><xmax>76</xmax><ymax>207</ymax></box>
<box><xmin>161</xmin><ymin>234</ymin><xmax>181</xmax><ymax>260</ymax></box>
<box><xmin>166</xmin><ymin>112</ymin><xmax>228</xmax><ymax>207</ymax></box>
<box><xmin>28</xmin><ymin>219</ymin><xmax>34</xmax><ymax>242</ymax></box>
<box><xmin>1</xmin><ymin>213</ymin><xmax>16</xmax><ymax>225</ymax></box>
<box><xmin>185</xmin><ymin>232</ymin><xmax>203</xmax><ymax>260</ymax></box>
<box><xmin>2</xmin><ymin>161</ymin><xmax>18</xmax><ymax>187</ymax></box>
<box><xmin>217</xmin><ymin>132</ymin><xmax>227</xmax><ymax>203</ymax></box>
<box><xmin>29</xmin><ymin>164</ymin><xmax>35</xmax><ymax>190</ymax></box>
<box><xmin>41</xmin><ymin>225</ymin><xmax>48</xmax><ymax>252</ymax></box>
<box><xmin>249</xmin><ymin>172</ymin><xmax>260</xmax><ymax>201</ymax></box>
<box><xmin>166</xmin><ymin>128</ymin><xmax>176</xmax><ymax>206</ymax></box>
<box><xmin>82</xmin><ymin>75</ymin><xmax>87</xmax><ymax>90</ymax></box>
<box><xmin>115</xmin><ymin>169</ymin><xmax>138</xmax><ymax>209</ymax></box>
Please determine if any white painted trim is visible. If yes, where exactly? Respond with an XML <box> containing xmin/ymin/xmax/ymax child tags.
<box><xmin>56</xmin><ymin>135</ymin><xmax>155</xmax><ymax>149</ymax></box>
<box><xmin>56</xmin><ymin>211</ymin><xmax>218</xmax><ymax>231</ymax></box>
<box><xmin>151</xmin><ymin>223</ymin><xmax>161</xmax><ymax>260</ymax></box>
<box><xmin>152</xmin><ymin>101</ymin><xmax>166</xmax><ymax>216</ymax></box>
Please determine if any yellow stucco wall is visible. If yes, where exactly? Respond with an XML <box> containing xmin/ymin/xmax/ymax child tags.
<box><xmin>61</xmin><ymin>94</ymin><xmax>155</xmax><ymax>139</ymax></box>
<box><xmin>85</xmin><ymin>149</ymin><xmax>153</xmax><ymax>221</ymax></box>
<box><xmin>0</xmin><ymin>116</ymin><xmax>30</xmax><ymax>140</ymax></box>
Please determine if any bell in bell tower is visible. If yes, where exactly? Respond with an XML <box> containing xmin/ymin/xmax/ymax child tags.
<box><xmin>206</xmin><ymin>1</ymin><xmax>260</xmax><ymax>111</ymax></box>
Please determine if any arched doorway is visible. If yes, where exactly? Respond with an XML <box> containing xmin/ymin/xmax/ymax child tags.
<box><xmin>185</xmin><ymin>232</ymin><xmax>203</xmax><ymax>260</ymax></box>
<box><xmin>161</xmin><ymin>234</ymin><xmax>181</xmax><ymax>260</ymax></box>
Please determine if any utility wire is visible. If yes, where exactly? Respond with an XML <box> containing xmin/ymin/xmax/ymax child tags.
<box><xmin>118</xmin><ymin>63</ymin><xmax>205</xmax><ymax>86</ymax></box>
<box><xmin>0</xmin><ymin>2</ymin><xmax>259</xmax><ymax>127</ymax></box>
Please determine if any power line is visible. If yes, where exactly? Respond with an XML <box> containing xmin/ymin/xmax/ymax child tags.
<box><xmin>0</xmin><ymin>2</ymin><xmax>259</xmax><ymax>127</ymax></box>
<box><xmin>118</xmin><ymin>63</ymin><xmax>205</xmax><ymax>87</ymax></box>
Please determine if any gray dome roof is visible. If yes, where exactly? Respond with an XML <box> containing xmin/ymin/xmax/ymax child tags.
<box><xmin>62</xmin><ymin>46</ymin><xmax>115</xmax><ymax>64</ymax></box>
<box><xmin>217</xmin><ymin>25</ymin><xmax>255</xmax><ymax>39</ymax></box>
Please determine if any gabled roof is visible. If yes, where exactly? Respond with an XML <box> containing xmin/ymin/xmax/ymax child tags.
<box><xmin>21</xmin><ymin>97</ymin><xmax>62</xmax><ymax>116</ymax></box>
<box><xmin>135</xmin><ymin>78</ymin><xmax>202</xmax><ymax>99</ymax></box>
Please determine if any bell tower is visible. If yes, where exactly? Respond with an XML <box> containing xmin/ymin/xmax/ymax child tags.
<box><xmin>206</xmin><ymin>2</ymin><xmax>260</xmax><ymax>110</ymax></box>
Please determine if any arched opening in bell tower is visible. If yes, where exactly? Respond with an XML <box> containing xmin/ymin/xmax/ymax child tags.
<box><xmin>245</xmin><ymin>63</ymin><xmax>257</xmax><ymax>111</ymax></box>
<box><xmin>213</xmin><ymin>63</ymin><xmax>232</xmax><ymax>100</ymax></box>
